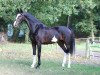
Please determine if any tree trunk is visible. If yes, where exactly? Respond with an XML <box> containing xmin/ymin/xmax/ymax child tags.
<box><xmin>12</xmin><ymin>28</ymin><xmax>19</xmax><ymax>42</ymax></box>
<box><xmin>25</xmin><ymin>29</ymin><xmax>29</xmax><ymax>43</ymax></box>
<box><xmin>89</xmin><ymin>12</ymin><xmax>94</xmax><ymax>41</ymax></box>
<box><xmin>67</xmin><ymin>15</ymin><xmax>71</xmax><ymax>27</ymax></box>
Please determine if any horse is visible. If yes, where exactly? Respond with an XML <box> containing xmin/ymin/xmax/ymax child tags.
<box><xmin>13</xmin><ymin>9</ymin><xmax>75</xmax><ymax>69</ymax></box>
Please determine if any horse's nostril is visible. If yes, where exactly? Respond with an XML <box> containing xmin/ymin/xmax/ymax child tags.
<box><xmin>14</xmin><ymin>25</ymin><xmax>18</xmax><ymax>27</ymax></box>
<box><xmin>14</xmin><ymin>24</ymin><xmax>16</xmax><ymax>27</ymax></box>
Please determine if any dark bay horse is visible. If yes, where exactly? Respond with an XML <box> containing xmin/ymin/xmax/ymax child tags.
<box><xmin>13</xmin><ymin>10</ymin><xmax>75</xmax><ymax>69</ymax></box>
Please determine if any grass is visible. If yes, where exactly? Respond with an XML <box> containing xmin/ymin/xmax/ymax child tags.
<box><xmin>76</xmin><ymin>40</ymin><xmax>100</xmax><ymax>51</ymax></box>
<box><xmin>0</xmin><ymin>58</ymin><xmax>100</xmax><ymax>75</ymax></box>
<box><xmin>0</xmin><ymin>42</ymin><xmax>100</xmax><ymax>75</ymax></box>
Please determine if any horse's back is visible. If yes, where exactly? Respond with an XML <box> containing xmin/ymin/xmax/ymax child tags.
<box><xmin>54</xmin><ymin>26</ymin><xmax>73</xmax><ymax>42</ymax></box>
<box><xmin>54</xmin><ymin>26</ymin><xmax>72</xmax><ymax>35</ymax></box>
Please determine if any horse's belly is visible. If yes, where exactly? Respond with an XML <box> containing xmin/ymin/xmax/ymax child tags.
<box><xmin>38</xmin><ymin>30</ymin><xmax>64</xmax><ymax>44</ymax></box>
<box><xmin>41</xmin><ymin>38</ymin><xmax>52</xmax><ymax>44</ymax></box>
<box><xmin>42</xmin><ymin>42</ymin><xmax>55</xmax><ymax>44</ymax></box>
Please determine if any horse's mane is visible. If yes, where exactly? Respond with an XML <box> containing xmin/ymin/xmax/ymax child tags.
<box><xmin>23</xmin><ymin>12</ymin><xmax>46</xmax><ymax>27</ymax></box>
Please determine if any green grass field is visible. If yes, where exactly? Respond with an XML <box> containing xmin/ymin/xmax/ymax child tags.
<box><xmin>0</xmin><ymin>43</ymin><xmax>100</xmax><ymax>75</ymax></box>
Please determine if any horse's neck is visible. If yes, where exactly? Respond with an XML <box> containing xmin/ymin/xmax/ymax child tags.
<box><xmin>25</xmin><ymin>17</ymin><xmax>34</xmax><ymax>32</ymax></box>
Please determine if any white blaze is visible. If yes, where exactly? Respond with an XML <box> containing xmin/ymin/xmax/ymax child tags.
<box><xmin>14</xmin><ymin>14</ymin><xmax>21</xmax><ymax>27</ymax></box>
<box><xmin>16</xmin><ymin>14</ymin><xmax>21</xmax><ymax>20</ymax></box>
<box><xmin>51</xmin><ymin>35</ymin><xmax>58</xmax><ymax>42</ymax></box>
<box><xmin>31</xmin><ymin>55</ymin><xmax>36</xmax><ymax>68</ymax></box>
<box><xmin>13</xmin><ymin>21</ymin><xmax>16</xmax><ymax>26</ymax></box>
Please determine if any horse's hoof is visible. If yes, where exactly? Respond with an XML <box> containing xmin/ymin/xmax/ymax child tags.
<box><xmin>62</xmin><ymin>64</ymin><xmax>65</xmax><ymax>67</ymax></box>
<box><xmin>31</xmin><ymin>64</ymin><xmax>35</xmax><ymax>68</ymax></box>
<box><xmin>31</xmin><ymin>66</ymin><xmax>34</xmax><ymax>68</ymax></box>
<box><xmin>35</xmin><ymin>65</ymin><xmax>40</xmax><ymax>69</ymax></box>
<box><xmin>35</xmin><ymin>66</ymin><xmax>40</xmax><ymax>69</ymax></box>
<box><xmin>67</xmin><ymin>66</ymin><xmax>71</xmax><ymax>68</ymax></box>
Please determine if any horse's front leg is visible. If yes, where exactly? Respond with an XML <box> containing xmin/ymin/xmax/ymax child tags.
<box><xmin>35</xmin><ymin>43</ymin><xmax>41</xmax><ymax>69</ymax></box>
<box><xmin>31</xmin><ymin>43</ymin><xmax>37</xmax><ymax>68</ymax></box>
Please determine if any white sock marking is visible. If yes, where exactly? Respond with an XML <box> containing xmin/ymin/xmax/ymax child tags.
<box><xmin>0</xmin><ymin>47</ymin><xmax>2</xmax><ymax>52</ymax></box>
<box><xmin>62</xmin><ymin>53</ymin><xmax>67</xmax><ymax>67</ymax></box>
<box><xmin>51</xmin><ymin>35</ymin><xmax>58</xmax><ymax>42</ymax></box>
<box><xmin>68</xmin><ymin>53</ymin><xmax>71</xmax><ymax>68</ymax></box>
<box><xmin>31</xmin><ymin>55</ymin><xmax>36</xmax><ymax>68</ymax></box>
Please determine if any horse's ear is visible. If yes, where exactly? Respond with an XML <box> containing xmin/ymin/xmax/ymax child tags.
<box><xmin>16</xmin><ymin>9</ymin><xmax>20</xmax><ymax>14</ymax></box>
<box><xmin>19</xmin><ymin>9</ymin><xmax>23</xmax><ymax>13</ymax></box>
<box><xmin>16</xmin><ymin>8</ymin><xmax>23</xmax><ymax>14</ymax></box>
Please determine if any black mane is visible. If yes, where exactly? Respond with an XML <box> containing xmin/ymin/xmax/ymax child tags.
<box><xmin>23</xmin><ymin>12</ymin><xmax>46</xmax><ymax>27</ymax></box>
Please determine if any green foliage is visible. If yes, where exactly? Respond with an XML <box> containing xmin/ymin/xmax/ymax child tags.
<box><xmin>0</xmin><ymin>0</ymin><xmax>32</xmax><ymax>23</ymax></box>
<box><xmin>75</xmin><ymin>20</ymin><xmax>91</xmax><ymax>34</ymax></box>
<box><xmin>0</xmin><ymin>0</ymin><xmax>100</xmax><ymax>38</ymax></box>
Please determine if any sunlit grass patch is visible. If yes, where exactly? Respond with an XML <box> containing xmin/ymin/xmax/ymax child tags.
<box><xmin>0</xmin><ymin>58</ymin><xmax>100</xmax><ymax>75</ymax></box>
<box><xmin>0</xmin><ymin>43</ymin><xmax>100</xmax><ymax>75</ymax></box>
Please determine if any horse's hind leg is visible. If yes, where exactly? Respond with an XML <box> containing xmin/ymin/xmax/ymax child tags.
<box><xmin>57</xmin><ymin>41</ymin><xmax>68</xmax><ymax>67</ymax></box>
<box><xmin>67</xmin><ymin>52</ymin><xmax>71</xmax><ymax>68</ymax></box>
<box><xmin>35</xmin><ymin>44</ymin><xmax>41</xmax><ymax>69</ymax></box>
<box><xmin>65</xmin><ymin>44</ymin><xmax>71</xmax><ymax>68</ymax></box>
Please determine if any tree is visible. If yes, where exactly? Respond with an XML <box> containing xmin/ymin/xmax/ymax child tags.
<box><xmin>78</xmin><ymin>0</ymin><xmax>100</xmax><ymax>38</ymax></box>
<box><xmin>0</xmin><ymin>0</ymin><xmax>100</xmax><ymax>40</ymax></box>
<box><xmin>0</xmin><ymin>0</ymin><xmax>33</xmax><ymax>42</ymax></box>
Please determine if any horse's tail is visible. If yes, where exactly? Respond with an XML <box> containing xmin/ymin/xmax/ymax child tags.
<box><xmin>70</xmin><ymin>31</ymin><xmax>75</xmax><ymax>55</ymax></box>
<box><xmin>67</xmin><ymin>15</ymin><xmax>75</xmax><ymax>55</ymax></box>
<box><xmin>67</xmin><ymin>15</ymin><xmax>71</xmax><ymax>28</ymax></box>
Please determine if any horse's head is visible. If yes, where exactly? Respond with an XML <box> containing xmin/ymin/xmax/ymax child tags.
<box><xmin>13</xmin><ymin>9</ymin><xmax>25</xmax><ymax>27</ymax></box>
